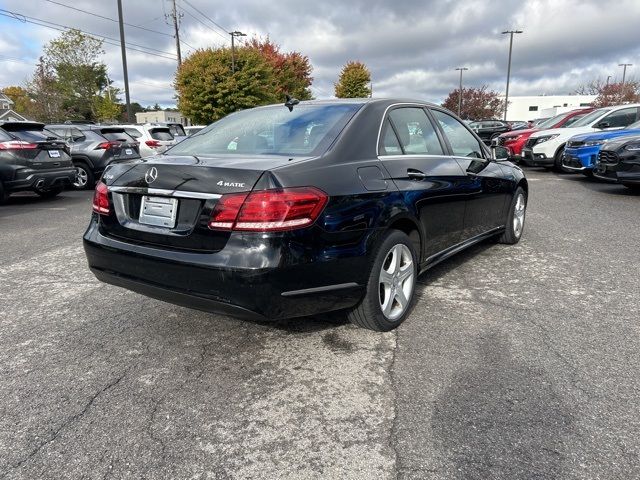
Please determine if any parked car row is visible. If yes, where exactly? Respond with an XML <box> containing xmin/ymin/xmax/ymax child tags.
<box><xmin>494</xmin><ymin>103</ymin><xmax>640</xmax><ymax>190</ymax></box>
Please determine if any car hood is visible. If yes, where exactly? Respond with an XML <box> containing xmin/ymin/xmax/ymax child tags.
<box><xmin>500</xmin><ymin>128</ymin><xmax>537</xmax><ymax>139</ymax></box>
<box><xmin>601</xmin><ymin>134</ymin><xmax>640</xmax><ymax>151</ymax></box>
<box><xmin>529</xmin><ymin>126</ymin><xmax>595</xmax><ymax>139</ymax></box>
<box><xmin>568</xmin><ymin>129</ymin><xmax>640</xmax><ymax>143</ymax></box>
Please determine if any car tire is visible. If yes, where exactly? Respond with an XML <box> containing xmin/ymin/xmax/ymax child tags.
<box><xmin>73</xmin><ymin>161</ymin><xmax>94</xmax><ymax>190</ymax></box>
<box><xmin>0</xmin><ymin>181</ymin><xmax>9</xmax><ymax>205</ymax></box>
<box><xmin>35</xmin><ymin>187</ymin><xmax>63</xmax><ymax>199</ymax></box>
<box><xmin>553</xmin><ymin>146</ymin><xmax>566</xmax><ymax>172</ymax></box>
<box><xmin>497</xmin><ymin>186</ymin><xmax>527</xmax><ymax>244</ymax></box>
<box><xmin>348</xmin><ymin>230</ymin><xmax>418</xmax><ymax>332</ymax></box>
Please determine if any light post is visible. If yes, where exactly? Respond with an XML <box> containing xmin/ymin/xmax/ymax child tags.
<box><xmin>230</xmin><ymin>31</ymin><xmax>247</xmax><ymax>73</ymax></box>
<box><xmin>619</xmin><ymin>63</ymin><xmax>633</xmax><ymax>85</ymax></box>
<box><xmin>502</xmin><ymin>29</ymin><xmax>523</xmax><ymax>121</ymax></box>
<box><xmin>455</xmin><ymin>67</ymin><xmax>468</xmax><ymax>117</ymax></box>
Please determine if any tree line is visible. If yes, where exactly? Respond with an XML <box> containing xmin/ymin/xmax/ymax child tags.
<box><xmin>3</xmin><ymin>28</ymin><xmax>637</xmax><ymax>125</ymax></box>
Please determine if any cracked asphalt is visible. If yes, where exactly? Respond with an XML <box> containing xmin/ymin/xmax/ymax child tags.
<box><xmin>1</xmin><ymin>170</ymin><xmax>639</xmax><ymax>479</ymax></box>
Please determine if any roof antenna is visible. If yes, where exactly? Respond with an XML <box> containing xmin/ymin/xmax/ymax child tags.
<box><xmin>284</xmin><ymin>94</ymin><xmax>299</xmax><ymax>112</ymax></box>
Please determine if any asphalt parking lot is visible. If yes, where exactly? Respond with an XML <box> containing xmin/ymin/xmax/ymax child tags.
<box><xmin>1</xmin><ymin>169</ymin><xmax>639</xmax><ymax>479</ymax></box>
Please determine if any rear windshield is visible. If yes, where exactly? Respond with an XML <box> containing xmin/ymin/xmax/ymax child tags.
<box><xmin>149</xmin><ymin>128</ymin><xmax>174</xmax><ymax>141</ymax></box>
<box><xmin>186</xmin><ymin>127</ymin><xmax>203</xmax><ymax>136</ymax></box>
<box><xmin>100</xmin><ymin>130</ymin><xmax>136</xmax><ymax>142</ymax></box>
<box><xmin>168</xmin><ymin>124</ymin><xmax>186</xmax><ymax>137</ymax></box>
<box><xmin>1</xmin><ymin>126</ymin><xmax>61</xmax><ymax>142</ymax></box>
<box><xmin>168</xmin><ymin>103</ymin><xmax>362</xmax><ymax>157</ymax></box>
<box><xmin>124</xmin><ymin>127</ymin><xmax>142</xmax><ymax>139</ymax></box>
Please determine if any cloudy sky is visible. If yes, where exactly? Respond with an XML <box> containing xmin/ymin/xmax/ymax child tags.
<box><xmin>1</xmin><ymin>0</ymin><xmax>639</xmax><ymax>107</ymax></box>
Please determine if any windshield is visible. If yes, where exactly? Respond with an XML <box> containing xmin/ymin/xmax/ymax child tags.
<box><xmin>168</xmin><ymin>103</ymin><xmax>361</xmax><ymax>157</ymax></box>
<box><xmin>561</xmin><ymin>114</ymin><xmax>588</xmax><ymax>127</ymax></box>
<box><xmin>537</xmin><ymin>112</ymin><xmax>572</xmax><ymax>129</ymax></box>
<box><xmin>570</xmin><ymin>109</ymin><xmax>611</xmax><ymax>127</ymax></box>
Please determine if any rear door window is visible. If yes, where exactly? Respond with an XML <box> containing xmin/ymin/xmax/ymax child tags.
<box><xmin>431</xmin><ymin>109</ymin><xmax>485</xmax><ymax>158</ymax></box>
<box><xmin>379</xmin><ymin>119</ymin><xmax>403</xmax><ymax>155</ymax></box>
<box><xmin>388</xmin><ymin>107</ymin><xmax>444</xmax><ymax>155</ymax></box>
<box><xmin>149</xmin><ymin>128</ymin><xmax>174</xmax><ymax>141</ymax></box>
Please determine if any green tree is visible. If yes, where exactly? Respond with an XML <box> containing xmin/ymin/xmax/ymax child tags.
<box><xmin>26</xmin><ymin>58</ymin><xmax>64</xmax><ymax>122</ymax></box>
<box><xmin>441</xmin><ymin>86</ymin><xmax>506</xmax><ymax>120</ymax></box>
<box><xmin>247</xmin><ymin>38</ymin><xmax>313</xmax><ymax>100</ymax></box>
<box><xmin>39</xmin><ymin>29</ymin><xmax>109</xmax><ymax>120</ymax></box>
<box><xmin>175</xmin><ymin>47</ymin><xmax>278</xmax><ymax>123</ymax></box>
<box><xmin>1</xmin><ymin>86</ymin><xmax>32</xmax><ymax>115</ymax></box>
<box><xmin>334</xmin><ymin>61</ymin><xmax>371</xmax><ymax>98</ymax></box>
<box><xmin>94</xmin><ymin>86</ymin><xmax>122</xmax><ymax>122</ymax></box>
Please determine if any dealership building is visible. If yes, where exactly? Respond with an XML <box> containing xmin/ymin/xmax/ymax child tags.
<box><xmin>502</xmin><ymin>94</ymin><xmax>596</xmax><ymax>121</ymax></box>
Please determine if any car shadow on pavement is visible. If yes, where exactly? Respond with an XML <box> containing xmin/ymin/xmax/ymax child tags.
<box><xmin>431</xmin><ymin>330</ymin><xmax>575</xmax><ymax>479</ymax></box>
<box><xmin>558</xmin><ymin>173</ymin><xmax>640</xmax><ymax>196</ymax></box>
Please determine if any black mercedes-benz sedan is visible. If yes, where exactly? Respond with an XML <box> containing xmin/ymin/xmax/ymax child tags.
<box><xmin>594</xmin><ymin>135</ymin><xmax>640</xmax><ymax>190</ymax></box>
<box><xmin>84</xmin><ymin>99</ymin><xmax>528</xmax><ymax>331</ymax></box>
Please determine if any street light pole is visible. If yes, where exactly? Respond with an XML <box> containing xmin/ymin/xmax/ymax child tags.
<box><xmin>501</xmin><ymin>29</ymin><xmax>523</xmax><ymax>121</ymax></box>
<box><xmin>455</xmin><ymin>67</ymin><xmax>468</xmax><ymax>117</ymax></box>
<box><xmin>619</xmin><ymin>63</ymin><xmax>633</xmax><ymax>85</ymax></box>
<box><xmin>230</xmin><ymin>31</ymin><xmax>247</xmax><ymax>73</ymax></box>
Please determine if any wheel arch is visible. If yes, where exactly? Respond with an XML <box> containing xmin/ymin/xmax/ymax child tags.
<box><xmin>72</xmin><ymin>155</ymin><xmax>94</xmax><ymax>169</ymax></box>
<box><xmin>386</xmin><ymin>215</ymin><xmax>422</xmax><ymax>262</ymax></box>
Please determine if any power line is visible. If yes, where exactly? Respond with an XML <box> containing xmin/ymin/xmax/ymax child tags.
<box><xmin>178</xmin><ymin>4</ymin><xmax>228</xmax><ymax>42</ymax></box>
<box><xmin>43</xmin><ymin>0</ymin><xmax>173</xmax><ymax>38</ymax></box>
<box><xmin>0</xmin><ymin>9</ymin><xmax>178</xmax><ymax>61</ymax></box>
<box><xmin>182</xmin><ymin>0</ymin><xmax>230</xmax><ymax>37</ymax></box>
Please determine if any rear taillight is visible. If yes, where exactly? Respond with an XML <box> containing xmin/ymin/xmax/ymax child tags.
<box><xmin>92</xmin><ymin>181</ymin><xmax>110</xmax><ymax>215</ymax></box>
<box><xmin>208</xmin><ymin>187</ymin><xmax>328</xmax><ymax>232</ymax></box>
<box><xmin>0</xmin><ymin>140</ymin><xmax>38</xmax><ymax>150</ymax></box>
<box><xmin>95</xmin><ymin>141</ymin><xmax>120</xmax><ymax>150</ymax></box>
<box><xmin>145</xmin><ymin>140</ymin><xmax>161</xmax><ymax>148</ymax></box>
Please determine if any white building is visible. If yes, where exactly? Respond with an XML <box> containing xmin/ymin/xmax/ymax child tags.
<box><xmin>135</xmin><ymin>110</ymin><xmax>187</xmax><ymax>125</ymax></box>
<box><xmin>502</xmin><ymin>94</ymin><xmax>596</xmax><ymax>121</ymax></box>
<box><xmin>0</xmin><ymin>92</ymin><xmax>28</xmax><ymax>122</ymax></box>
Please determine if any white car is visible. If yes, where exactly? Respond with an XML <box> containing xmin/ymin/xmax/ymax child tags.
<box><xmin>521</xmin><ymin>104</ymin><xmax>640</xmax><ymax>169</ymax></box>
<box><xmin>185</xmin><ymin>125</ymin><xmax>206</xmax><ymax>136</ymax></box>
<box><xmin>113</xmin><ymin>124</ymin><xmax>177</xmax><ymax>158</ymax></box>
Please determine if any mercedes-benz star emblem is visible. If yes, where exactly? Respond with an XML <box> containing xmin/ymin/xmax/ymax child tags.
<box><xmin>145</xmin><ymin>167</ymin><xmax>158</xmax><ymax>184</ymax></box>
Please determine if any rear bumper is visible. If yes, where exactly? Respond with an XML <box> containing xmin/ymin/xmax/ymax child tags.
<box><xmin>83</xmin><ymin>220</ymin><xmax>370</xmax><ymax>320</ymax></box>
<box><xmin>5</xmin><ymin>167</ymin><xmax>76</xmax><ymax>192</ymax></box>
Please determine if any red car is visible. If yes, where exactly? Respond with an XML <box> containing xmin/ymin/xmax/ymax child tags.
<box><xmin>497</xmin><ymin>108</ymin><xmax>595</xmax><ymax>160</ymax></box>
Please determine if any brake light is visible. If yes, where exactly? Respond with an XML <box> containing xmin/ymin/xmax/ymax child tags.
<box><xmin>0</xmin><ymin>140</ymin><xmax>38</xmax><ymax>150</ymax></box>
<box><xmin>95</xmin><ymin>141</ymin><xmax>119</xmax><ymax>150</ymax></box>
<box><xmin>92</xmin><ymin>181</ymin><xmax>110</xmax><ymax>215</ymax></box>
<box><xmin>208</xmin><ymin>187</ymin><xmax>328</xmax><ymax>232</ymax></box>
<box><xmin>145</xmin><ymin>140</ymin><xmax>161</xmax><ymax>148</ymax></box>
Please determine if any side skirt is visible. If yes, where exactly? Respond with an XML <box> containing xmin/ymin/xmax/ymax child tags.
<box><xmin>419</xmin><ymin>226</ymin><xmax>504</xmax><ymax>274</ymax></box>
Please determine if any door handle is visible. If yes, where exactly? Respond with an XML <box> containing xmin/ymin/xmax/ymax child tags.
<box><xmin>407</xmin><ymin>169</ymin><xmax>427</xmax><ymax>180</ymax></box>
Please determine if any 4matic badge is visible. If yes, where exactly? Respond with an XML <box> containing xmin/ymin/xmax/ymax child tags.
<box><xmin>217</xmin><ymin>180</ymin><xmax>245</xmax><ymax>188</ymax></box>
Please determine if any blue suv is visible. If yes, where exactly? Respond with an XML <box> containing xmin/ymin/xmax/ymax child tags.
<box><xmin>563</xmin><ymin>120</ymin><xmax>640</xmax><ymax>175</ymax></box>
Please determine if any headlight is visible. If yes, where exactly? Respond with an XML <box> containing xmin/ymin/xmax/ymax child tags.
<box><xmin>534</xmin><ymin>134</ymin><xmax>559</xmax><ymax>145</ymax></box>
<box><xmin>624</xmin><ymin>143</ymin><xmax>640</xmax><ymax>151</ymax></box>
<box><xmin>504</xmin><ymin>135</ymin><xmax>522</xmax><ymax>142</ymax></box>
<box><xmin>584</xmin><ymin>140</ymin><xmax>605</xmax><ymax>146</ymax></box>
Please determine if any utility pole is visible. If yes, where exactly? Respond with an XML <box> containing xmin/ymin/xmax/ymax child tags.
<box><xmin>169</xmin><ymin>0</ymin><xmax>182</xmax><ymax>66</ymax></box>
<box><xmin>455</xmin><ymin>67</ymin><xmax>468</xmax><ymax>117</ymax></box>
<box><xmin>502</xmin><ymin>29</ymin><xmax>523</xmax><ymax>121</ymax></box>
<box><xmin>230</xmin><ymin>31</ymin><xmax>246</xmax><ymax>73</ymax></box>
<box><xmin>606</xmin><ymin>75</ymin><xmax>612</xmax><ymax>86</ymax></box>
<box><xmin>619</xmin><ymin>63</ymin><xmax>633</xmax><ymax>85</ymax></box>
<box><xmin>117</xmin><ymin>0</ymin><xmax>132</xmax><ymax>122</ymax></box>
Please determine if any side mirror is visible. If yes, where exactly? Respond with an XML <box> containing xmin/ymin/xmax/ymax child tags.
<box><xmin>491</xmin><ymin>145</ymin><xmax>510</xmax><ymax>160</ymax></box>
<box><xmin>596</xmin><ymin>121</ymin><xmax>610</xmax><ymax>129</ymax></box>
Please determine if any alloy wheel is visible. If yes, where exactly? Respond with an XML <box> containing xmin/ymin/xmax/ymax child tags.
<box><xmin>513</xmin><ymin>193</ymin><xmax>526</xmax><ymax>238</ymax></box>
<box><xmin>73</xmin><ymin>166</ymin><xmax>88</xmax><ymax>189</ymax></box>
<box><xmin>378</xmin><ymin>244</ymin><xmax>415</xmax><ymax>321</ymax></box>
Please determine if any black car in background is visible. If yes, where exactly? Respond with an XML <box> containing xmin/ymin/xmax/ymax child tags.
<box><xmin>594</xmin><ymin>135</ymin><xmax>640</xmax><ymax>190</ymax></box>
<box><xmin>0</xmin><ymin>122</ymin><xmax>76</xmax><ymax>204</ymax></box>
<box><xmin>46</xmin><ymin>124</ymin><xmax>141</xmax><ymax>190</ymax></box>
<box><xmin>469</xmin><ymin>119</ymin><xmax>511</xmax><ymax>143</ymax></box>
<box><xmin>84</xmin><ymin>99</ymin><xmax>527</xmax><ymax>332</ymax></box>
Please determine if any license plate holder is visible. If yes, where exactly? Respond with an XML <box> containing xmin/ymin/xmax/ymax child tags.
<box><xmin>125</xmin><ymin>148</ymin><xmax>133</xmax><ymax>155</ymax></box>
<box><xmin>48</xmin><ymin>150</ymin><xmax>60</xmax><ymax>158</ymax></box>
<box><xmin>139</xmin><ymin>195</ymin><xmax>178</xmax><ymax>228</ymax></box>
